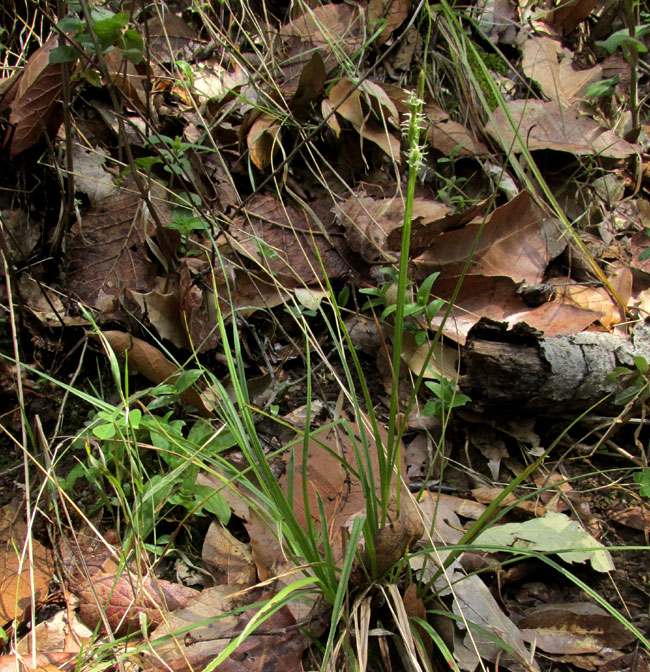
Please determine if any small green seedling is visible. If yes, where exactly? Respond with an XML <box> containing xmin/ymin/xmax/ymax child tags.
<box><xmin>360</xmin><ymin>270</ymin><xmax>444</xmax><ymax>345</ymax></box>
<box><xmin>607</xmin><ymin>355</ymin><xmax>650</xmax><ymax>405</ymax></box>
<box><xmin>421</xmin><ymin>377</ymin><xmax>471</xmax><ymax>419</ymax></box>
<box><xmin>50</xmin><ymin>8</ymin><xmax>144</xmax><ymax>66</ymax></box>
<box><xmin>634</xmin><ymin>468</ymin><xmax>650</xmax><ymax>498</ymax></box>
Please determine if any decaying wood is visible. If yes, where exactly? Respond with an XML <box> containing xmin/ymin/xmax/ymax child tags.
<box><xmin>459</xmin><ymin>318</ymin><xmax>650</xmax><ymax>414</ymax></box>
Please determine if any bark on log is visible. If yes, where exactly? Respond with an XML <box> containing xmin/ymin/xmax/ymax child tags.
<box><xmin>459</xmin><ymin>318</ymin><xmax>650</xmax><ymax>414</ymax></box>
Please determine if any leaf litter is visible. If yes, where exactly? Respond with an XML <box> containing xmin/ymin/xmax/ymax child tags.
<box><xmin>1</xmin><ymin>0</ymin><xmax>650</xmax><ymax>670</ymax></box>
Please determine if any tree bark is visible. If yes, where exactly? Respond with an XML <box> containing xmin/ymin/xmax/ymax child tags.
<box><xmin>459</xmin><ymin>318</ymin><xmax>650</xmax><ymax>414</ymax></box>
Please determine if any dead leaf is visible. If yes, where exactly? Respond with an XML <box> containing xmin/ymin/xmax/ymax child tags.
<box><xmin>247</xmin><ymin>113</ymin><xmax>282</xmax><ymax>171</ymax></box>
<box><xmin>338</xmin><ymin>194</ymin><xmax>449</xmax><ymax>262</ymax></box>
<box><xmin>75</xmin><ymin>571</ymin><xmax>198</xmax><ymax>635</ymax></box>
<box><xmin>425</xmin><ymin>102</ymin><xmax>490</xmax><ymax>157</ymax></box>
<box><xmin>0</xmin><ymin>652</ymin><xmax>78</xmax><ymax>672</ymax></box>
<box><xmin>400</xmin><ymin>333</ymin><xmax>461</xmax><ymax>380</ymax></box>
<box><xmin>485</xmin><ymin>100</ymin><xmax>639</xmax><ymax>158</ymax></box>
<box><xmin>202</xmin><ymin>521</ymin><xmax>257</xmax><ymax>587</ymax></box>
<box><xmin>402</xmin><ymin>584</ymin><xmax>433</xmax><ymax>660</ymax></box>
<box><xmin>368</xmin><ymin>0</ymin><xmax>411</xmax><ymax>46</ymax></box>
<box><xmin>328</xmin><ymin>78</ymin><xmax>401</xmax><ymax>161</ymax></box>
<box><xmin>547</xmin><ymin>0</ymin><xmax>596</xmax><ymax>34</ymax></box>
<box><xmin>550</xmin><ymin>277</ymin><xmax>623</xmax><ymax>328</ymax></box>
<box><xmin>9</xmin><ymin>37</ymin><xmax>63</xmax><ymax>157</ymax></box>
<box><xmin>1</xmin><ymin>207</ymin><xmax>41</xmax><ymax>265</ymax></box>
<box><xmin>229</xmin><ymin>195</ymin><xmax>348</xmax><ymax>286</ymax></box>
<box><xmin>96</xmin><ymin>331</ymin><xmax>213</xmax><ymax>416</ymax></box>
<box><xmin>522</xmin><ymin>37</ymin><xmax>602</xmax><ymax>106</ymax></box>
<box><xmin>129</xmin><ymin>278</ymin><xmax>190</xmax><ymax>349</ymax></box>
<box><xmin>18</xmin><ymin>275</ymin><xmax>87</xmax><ymax>328</ymax></box>
<box><xmin>15</xmin><ymin>610</ymin><xmax>93</xmax><ymax>655</ymax></box>
<box><xmin>474</xmin><ymin>0</ymin><xmax>518</xmax><ymax>44</ymax></box>
<box><xmin>282</xmin><ymin>4</ymin><xmax>364</xmax><ymax>77</ymax></box>
<box><xmin>0</xmin><ymin>501</ymin><xmax>53</xmax><ymax>624</ymax></box>
<box><xmin>428</xmin><ymin>275</ymin><xmax>601</xmax><ymax>344</ymax></box>
<box><xmin>386</xmin><ymin>198</ymin><xmax>486</xmax><ymax>255</ymax></box>
<box><xmin>520</xmin><ymin>602</ymin><xmax>636</xmax><ymax>654</ymax></box>
<box><xmin>470</xmin><ymin>427</ymin><xmax>508</xmax><ymax>480</ymax></box>
<box><xmin>104</xmin><ymin>49</ymin><xmax>148</xmax><ymax>112</ymax></box>
<box><xmin>336</xmin><ymin>194</ymin><xmax>448</xmax><ymax>263</ymax></box>
<box><xmin>70</xmin><ymin>144</ymin><xmax>118</xmax><ymax>204</ymax></box>
<box><xmin>610</xmin><ymin>505</ymin><xmax>650</xmax><ymax>532</ymax></box>
<box><xmin>452</xmin><ymin>572</ymin><xmax>538</xmax><ymax>671</ymax></box>
<box><xmin>418</xmin><ymin>492</ymin><xmax>480</xmax><ymax>545</ymax></box>
<box><xmin>146</xmin><ymin>586</ymin><xmax>307</xmax><ymax>672</ymax></box>
<box><xmin>145</xmin><ymin>13</ymin><xmax>201</xmax><ymax>64</ymax></box>
<box><xmin>414</xmin><ymin>191</ymin><xmax>557</xmax><ymax>284</ymax></box>
<box><xmin>471</xmin><ymin>488</ymin><xmax>547</xmax><ymax>517</ymax></box>
<box><xmin>290</xmin><ymin>52</ymin><xmax>326</xmax><ymax>109</ymax></box>
<box><xmin>66</xmin><ymin>186</ymin><xmax>158</xmax><ymax>311</ymax></box>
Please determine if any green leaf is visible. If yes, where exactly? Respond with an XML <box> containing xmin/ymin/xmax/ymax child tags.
<box><xmin>634</xmin><ymin>468</ymin><xmax>650</xmax><ymax>499</ymax></box>
<box><xmin>57</xmin><ymin>17</ymin><xmax>84</xmax><ymax>33</ymax></box>
<box><xmin>193</xmin><ymin>485</ymin><xmax>231</xmax><ymax>523</ymax></box>
<box><xmin>425</xmin><ymin>299</ymin><xmax>444</xmax><ymax>320</ymax></box>
<box><xmin>49</xmin><ymin>45</ymin><xmax>80</xmax><ymax>64</ymax></box>
<box><xmin>414</xmin><ymin>330</ymin><xmax>427</xmax><ymax>346</ymax></box>
<box><xmin>93</xmin><ymin>423</ymin><xmax>116</xmax><ymax>440</ymax></box>
<box><xmin>596</xmin><ymin>29</ymin><xmax>648</xmax><ymax>54</ymax></box>
<box><xmin>614</xmin><ymin>377</ymin><xmax>646</xmax><ymax>405</ymax></box>
<box><xmin>127</xmin><ymin>408</ymin><xmax>142</xmax><ymax>429</ymax></box>
<box><xmin>133</xmin><ymin>157</ymin><xmax>162</xmax><ymax>172</ymax></box>
<box><xmin>421</xmin><ymin>400</ymin><xmax>442</xmax><ymax>418</ymax></box>
<box><xmin>584</xmin><ymin>77</ymin><xmax>620</xmax><ymax>99</ymax></box>
<box><xmin>606</xmin><ymin>366</ymin><xmax>632</xmax><ymax>382</ymax></box>
<box><xmin>337</xmin><ymin>285</ymin><xmax>350</xmax><ymax>307</ymax></box>
<box><xmin>634</xmin><ymin>356</ymin><xmax>649</xmax><ymax>374</ymax></box>
<box><xmin>403</xmin><ymin>303</ymin><xmax>425</xmax><ymax>317</ymax></box>
<box><xmin>120</xmin><ymin>28</ymin><xmax>143</xmax><ymax>64</ymax></box>
<box><xmin>91</xmin><ymin>11</ymin><xmax>129</xmax><ymax>51</ymax></box>
<box><xmin>417</xmin><ymin>272</ymin><xmax>439</xmax><ymax>305</ymax></box>
<box><xmin>174</xmin><ymin>369</ymin><xmax>203</xmax><ymax>394</ymax></box>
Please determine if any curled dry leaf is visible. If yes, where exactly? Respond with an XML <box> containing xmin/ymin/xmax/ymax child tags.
<box><xmin>425</xmin><ymin>102</ymin><xmax>490</xmax><ymax>158</ymax></box>
<box><xmin>9</xmin><ymin>37</ymin><xmax>63</xmax><ymax>157</ymax></box>
<box><xmin>15</xmin><ymin>609</ymin><xmax>93</xmax><ymax>656</ymax></box>
<box><xmin>471</xmin><ymin>487</ymin><xmax>547</xmax><ymax>517</ymax></box>
<box><xmin>328</xmin><ymin>78</ymin><xmax>401</xmax><ymax>161</ymax></box>
<box><xmin>95</xmin><ymin>331</ymin><xmax>213</xmax><ymax>416</ymax></box>
<box><xmin>246</xmin><ymin>113</ymin><xmax>282</xmax><ymax>171</ymax></box>
<box><xmin>369</xmin><ymin>492</ymin><xmax>424</xmax><ymax>576</ymax></box>
<box><xmin>547</xmin><ymin>0</ymin><xmax>596</xmax><ymax>34</ymax></box>
<box><xmin>522</xmin><ymin>37</ymin><xmax>602</xmax><ymax>106</ymax></box>
<box><xmin>129</xmin><ymin>278</ymin><xmax>190</xmax><ymax>350</ymax></box>
<box><xmin>75</xmin><ymin>572</ymin><xmax>199</xmax><ymax>635</ymax></box>
<box><xmin>0</xmin><ymin>502</ymin><xmax>53</xmax><ymax>625</ymax></box>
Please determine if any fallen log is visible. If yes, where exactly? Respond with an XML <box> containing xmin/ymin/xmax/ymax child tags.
<box><xmin>459</xmin><ymin>318</ymin><xmax>650</xmax><ymax>414</ymax></box>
